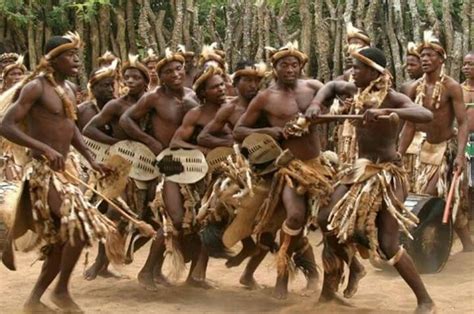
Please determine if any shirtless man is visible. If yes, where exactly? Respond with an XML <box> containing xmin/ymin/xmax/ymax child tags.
<box><xmin>461</xmin><ymin>51</ymin><xmax>474</xmax><ymax>247</ymax></box>
<box><xmin>196</xmin><ymin>60</ymin><xmax>270</xmax><ymax>288</ymax></box>
<box><xmin>197</xmin><ymin>59</ymin><xmax>265</xmax><ymax>147</ymax></box>
<box><xmin>177</xmin><ymin>45</ymin><xmax>197</xmax><ymax>89</ymax></box>
<box><xmin>0</xmin><ymin>55</ymin><xmax>26</xmax><ymax>93</ymax></box>
<box><xmin>399</xmin><ymin>32</ymin><xmax>473</xmax><ymax>252</ymax></box>
<box><xmin>399</xmin><ymin>42</ymin><xmax>423</xmax><ymax>94</ymax></box>
<box><xmin>143</xmin><ymin>49</ymin><xmax>159</xmax><ymax>90</ymax></box>
<box><xmin>0</xmin><ymin>52</ymin><xmax>20</xmax><ymax>77</ymax></box>
<box><xmin>82</xmin><ymin>55</ymin><xmax>149</xmax><ymax>280</ymax></box>
<box><xmin>168</xmin><ymin>65</ymin><xmax>230</xmax><ymax>286</ymax></box>
<box><xmin>234</xmin><ymin>42</ymin><xmax>330</xmax><ymax>299</ymax></box>
<box><xmin>76</xmin><ymin>64</ymin><xmax>116</xmax><ymax>131</ymax></box>
<box><xmin>119</xmin><ymin>50</ymin><xmax>197</xmax><ymax>290</ymax></box>
<box><xmin>307</xmin><ymin>47</ymin><xmax>435</xmax><ymax>313</ymax></box>
<box><xmin>0</xmin><ymin>33</ymin><xmax>112</xmax><ymax>313</ymax></box>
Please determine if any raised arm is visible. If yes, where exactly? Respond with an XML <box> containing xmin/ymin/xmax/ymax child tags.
<box><xmin>83</xmin><ymin>101</ymin><xmax>121</xmax><ymax>145</ymax></box>
<box><xmin>233</xmin><ymin>93</ymin><xmax>283</xmax><ymax>142</ymax></box>
<box><xmin>197</xmin><ymin>104</ymin><xmax>234</xmax><ymax>148</ymax></box>
<box><xmin>305</xmin><ymin>80</ymin><xmax>357</xmax><ymax>120</ymax></box>
<box><xmin>170</xmin><ymin>109</ymin><xmax>208</xmax><ymax>153</ymax></box>
<box><xmin>119</xmin><ymin>93</ymin><xmax>164</xmax><ymax>154</ymax></box>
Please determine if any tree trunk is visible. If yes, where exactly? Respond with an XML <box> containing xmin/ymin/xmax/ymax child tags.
<box><xmin>442</xmin><ymin>0</ymin><xmax>454</xmax><ymax>74</ymax></box>
<box><xmin>314</xmin><ymin>0</ymin><xmax>330</xmax><ymax>82</ymax></box>
<box><xmin>461</xmin><ymin>0</ymin><xmax>470</xmax><ymax>60</ymax></box>
<box><xmin>241</xmin><ymin>0</ymin><xmax>252</xmax><ymax>59</ymax></box>
<box><xmin>392</xmin><ymin>0</ymin><xmax>407</xmax><ymax>60</ymax></box>
<box><xmin>299</xmin><ymin>0</ymin><xmax>311</xmax><ymax>75</ymax></box>
<box><xmin>126</xmin><ymin>0</ymin><xmax>137</xmax><ymax>53</ymax></box>
<box><xmin>332</xmin><ymin>4</ymin><xmax>343</xmax><ymax>77</ymax></box>
<box><xmin>224</xmin><ymin>0</ymin><xmax>238</xmax><ymax>70</ymax></box>
<box><xmin>114</xmin><ymin>4</ymin><xmax>127</xmax><ymax>61</ymax></box>
<box><xmin>156</xmin><ymin>10</ymin><xmax>167</xmax><ymax>53</ymax></box>
<box><xmin>422</xmin><ymin>0</ymin><xmax>440</xmax><ymax>34</ymax></box>
<box><xmin>170</xmin><ymin>0</ymin><xmax>184</xmax><ymax>49</ymax></box>
<box><xmin>407</xmin><ymin>0</ymin><xmax>421</xmax><ymax>43</ymax></box>
<box><xmin>137</xmin><ymin>3</ymin><xmax>151</xmax><ymax>49</ymax></box>
<box><xmin>142</xmin><ymin>0</ymin><xmax>158</xmax><ymax>52</ymax></box>
<box><xmin>183</xmin><ymin>0</ymin><xmax>193</xmax><ymax>49</ymax></box>
<box><xmin>355</xmin><ymin>0</ymin><xmax>365</xmax><ymax>28</ymax></box>
<box><xmin>74</xmin><ymin>9</ymin><xmax>87</xmax><ymax>88</ymax></box>
<box><xmin>385</xmin><ymin>3</ymin><xmax>403</xmax><ymax>87</ymax></box>
<box><xmin>275</xmin><ymin>0</ymin><xmax>289</xmax><ymax>45</ymax></box>
<box><xmin>98</xmin><ymin>4</ymin><xmax>111</xmax><ymax>54</ymax></box>
<box><xmin>450</xmin><ymin>31</ymin><xmax>463</xmax><ymax>80</ymax></box>
<box><xmin>89</xmin><ymin>15</ymin><xmax>101</xmax><ymax>70</ymax></box>
<box><xmin>192</xmin><ymin>3</ymin><xmax>202</xmax><ymax>50</ymax></box>
<box><xmin>254</xmin><ymin>0</ymin><xmax>265</xmax><ymax>61</ymax></box>
<box><xmin>363</xmin><ymin>1</ymin><xmax>379</xmax><ymax>42</ymax></box>
<box><xmin>26</xmin><ymin>0</ymin><xmax>37</xmax><ymax>67</ymax></box>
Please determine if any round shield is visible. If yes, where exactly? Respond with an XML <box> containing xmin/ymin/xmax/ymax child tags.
<box><xmin>82</xmin><ymin>136</ymin><xmax>111</xmax><ymax>163</ymax></box>
<box><xmin>371</xmin><ymin>194</ymin><xmax>452</xmax><ymax>274</ymax></box>
<box><xmin>206</xmin><ymin>147</ymin><xmax>235</xmax><ymax>172</ymax></box>
<box><xmin>156</xmin><ymin>148</ymin><xmax>208</xmax><ymax>184</ymax></box>
<box><xmin>241</xmin><ymin>133</ymin><xmax>282</xmax><ymax>165</ymax></box>
<box><xmin>109</xmin><ymin>140</ymin><xmax>159</xmax><ymax>181</ymax></box>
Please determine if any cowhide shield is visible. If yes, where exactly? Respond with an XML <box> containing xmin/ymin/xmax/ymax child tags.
<box><xmin>109</xmin><ymin>140</ymin><xmax>160</xmax><ymax>181</ymax></box>
<box><xmin>156</xmin><ymin>148</ymin><xmax>208</xmax><ymax>184</ymax></box>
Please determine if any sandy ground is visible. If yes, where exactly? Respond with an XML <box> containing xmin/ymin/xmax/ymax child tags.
<box><xmin>1</xmin><ymin>228</ymin><xmax>473</xmax><ymax>314</ymax></box>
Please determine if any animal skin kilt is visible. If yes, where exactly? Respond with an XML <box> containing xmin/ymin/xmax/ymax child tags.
<box><xmin>25</xmin><ymin>156</ymin><xmax>116</xmax><ymax>249</ymax></box>
<box><xmin>412</xmin><ymin>137</ymin><xmax>469</xmax><ymax>230</ymax></box>
<box><xmin>327</xmin><ymin>158</ymin><xmax>418</xmax><ymax>262</ymax></box>
<box><xmin>253</xmin><ymin>151</ymin><xmax>335</xmax><ymax>276</ymax></box>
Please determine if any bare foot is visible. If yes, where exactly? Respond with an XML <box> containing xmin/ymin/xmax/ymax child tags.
<box><xmin>50</xmin><ymin>292</ymin><xmax>83</xmax><ymax>313</ymax></box>
<box><xmin>97</xmin><ymin>268</ymin><xmax>128</xmax><ymax>279</ymax></box>
<box><xmin>415</xmin><ymin>302</ymin><xmax>437</xmax><ymax>313</ymax></box>
<box><xmin>24</xmin><ymin>300</ymin><xmax>56</xmax><ymax>313</ymax></box>
<box><xmin>226</xmin><ymin>246</ymin><xmax>258</xmax><ymax>268</ymax></box>
<box><xmin>154</xmin><ymin>273</ymin><xmax>173</xmax><ymax>287</ymax></box>
<box><xmin>83</xmin><ymin>262</ymin><xmax>104</xmax><ymax>281</ymax></box>
<box><xmin>239</xmin><ymin>274</ymin><xmax>261</xmax><ymax>290</ymax></box>
<box><xmin>343</xmin><ymin>264</ymin><xmax>367</xmax><ymax>298</ymax></box>
<box><xmin>272</xmin><ymin>283</ymin><xmax>288</xmax><ymax>300</ymax></box>
<box><xmin>186</xmin><ymin>277</ymin><xmax>215</xmax><ymax>289</ymax></box>
<box><xmin>138</xmin><ymin>271</ymin><xmax>159</xmax><ymax>291</ymax></box>
<box><xmin>319</xmin><ymin>290</ymin><xmax>352</xmax><ymax>307</ymax></box>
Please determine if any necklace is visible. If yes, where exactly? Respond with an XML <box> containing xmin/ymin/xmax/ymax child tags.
<box><xmin>415</xmin><ymin>65</ymin><xmax>445</xmax><ymax>110</ymax></box>
<box><xmin>462</xmin><ymin>81</ymin><xmax>474</xmax><ymax>93</ymax></box>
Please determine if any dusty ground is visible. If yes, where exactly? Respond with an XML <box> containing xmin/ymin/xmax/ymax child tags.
<box><xmin>1</xmin><ymin>229</ymin><xmax>473</xmax><ymax>313</ymax></box>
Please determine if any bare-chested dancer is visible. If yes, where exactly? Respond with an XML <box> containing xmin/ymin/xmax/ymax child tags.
<box><xmin>234</xmin><ymin>42</ymin><xmax>331</xmax><ymax>299</ymax></box>
<box><xmin>463</xmin><ymin>51</ymin><xmax>474</xmax><ymax>226</ymax></box>
<box><xmin>197</xmin><ymin>60</ymin><xmax>265</xmax><ymax>147</ymax></box>
<box><xmin>0</xmin><ymin>33</ymin><xmax>114</xmax><ymax>313</ymax></box>
<box><xmin>0</xmin><ymin>55</ymin><xmax>26</xmax><ymax>93</ymax></box>
<box><xmin>143</xmin><ymin>49</ymin><xmax>160</xmax><ymax>91</ymax></box>
<box><xmin>196</xmin><ymin>60</ymin><xmax>269</xmax><ymax>288</ymax></box>
<box><xmin>307</xmin><ymin>47</ymin><xmax>435</xmax><ymax>313</ymax></box>
<box><xmin>197</xmin><ymin>43</ymin><xmax>236</xmax><ymax>96</ymax></box>
<box><xmin>82</xmin><ymin>55</ymin><xmax>149</xmax><ymax>280</ymax></box>
<box><xmin>166</xmin><ymin>65</ymin><xmax>230</xmax><ymax>287</ymax></box>
<box><xmin>76</xmin><ymin>63</ymin><xmax>116</xmax><ymax>131</ymax></box>
<box><xmin>399</xmin><ymin>32</ymin><xmax>473</xmax><ymax>252</ymax></box>
<box><xmin>119</xmin><ymin>49</ymin><xmax>197</xmax><ymax>290</ymax></box>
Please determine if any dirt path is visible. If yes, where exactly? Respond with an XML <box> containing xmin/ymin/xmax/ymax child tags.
<box><xmin>1</xmin><ymin>231</ymin><xmax>473</xmax><ymax>313</ymax></box>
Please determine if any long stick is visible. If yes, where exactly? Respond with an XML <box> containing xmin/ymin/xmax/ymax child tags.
<box><xmin>63</xmin><ymin>170</ymin><xmax>142</xmax><ymax>226</ymax></box>
<box><xmin>442</xmin><ymin>171</ymin><xmax>461</xmax><ymax>224</ymax></box>
<box><xmin>315</xmin><ymin>114</ymin><xmax>393</xmax><ymax>120</ymax></box>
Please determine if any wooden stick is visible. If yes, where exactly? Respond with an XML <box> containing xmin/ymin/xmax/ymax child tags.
<box><xmin>315</xmin><ymin>114</ymin><xmax>393</xmax><ymax>120</ymax></box>
<box><xmin>63</xmin><ymin>170</ymin><xmax>147</xmax><ymax>227</ymax></box>
<box><xmin>442</xmin><ymin>171</ymin><xmax>461</xmax><ymax>224</ymax></box>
